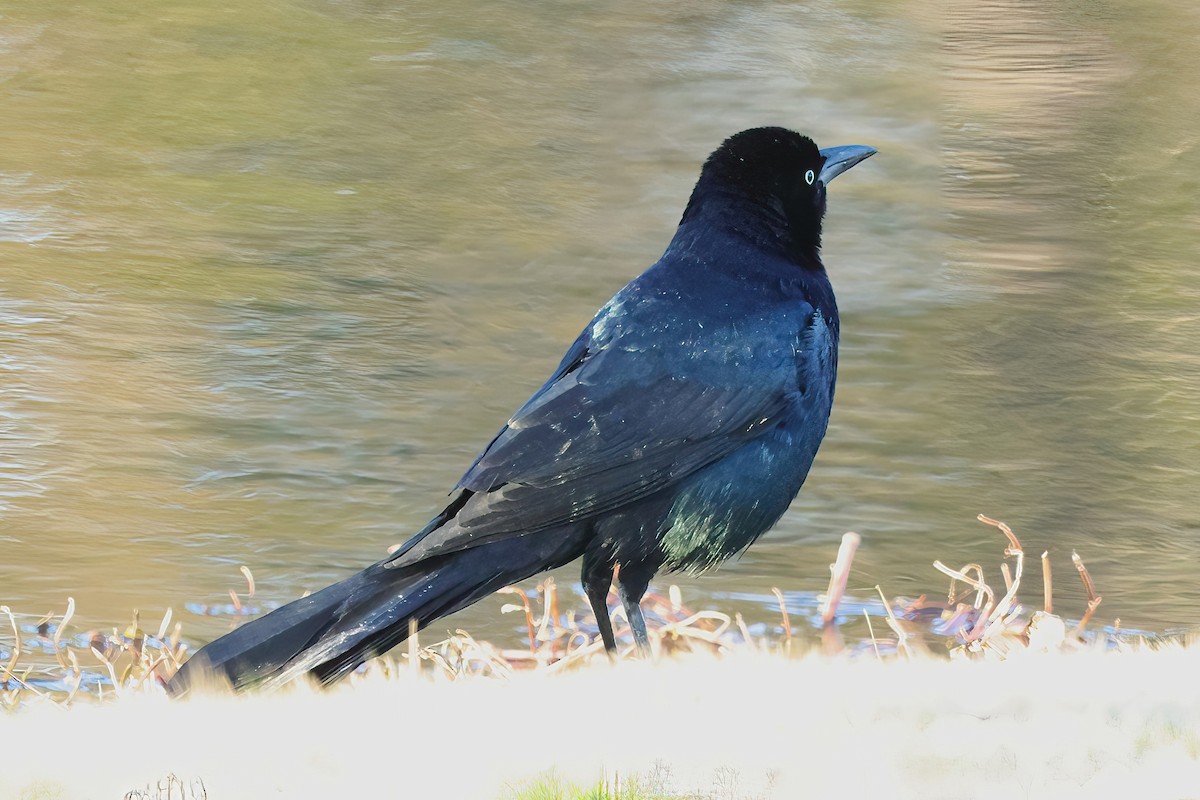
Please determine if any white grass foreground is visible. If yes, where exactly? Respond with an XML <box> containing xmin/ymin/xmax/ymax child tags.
<box><xmin>3</xmin><ymin>641</ymin><xmax>1199</xmax><ymax>800</ymax></box>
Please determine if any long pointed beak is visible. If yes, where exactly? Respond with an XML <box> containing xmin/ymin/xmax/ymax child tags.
<box><xmin>818</xmin><ymin>144</ymin><xmax>877</xmax><ymax>184</ymax></box>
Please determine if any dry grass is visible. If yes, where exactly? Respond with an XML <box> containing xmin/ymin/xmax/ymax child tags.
<box><xmin>0</xmin><ymin>513</ymin><xmax>1154</xmax><ymax>705</ymax></box>
<box><xmin>1</xmin><ymin>515</ymin><xmax>1197</xmax><ymax>799</ymax></box>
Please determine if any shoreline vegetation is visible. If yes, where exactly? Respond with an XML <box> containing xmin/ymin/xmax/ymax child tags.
<box><xmin>0</xmin><ymin>515</ymin><xmax>1137</xmax><ymax>707</ymax></box>
<box><xmin>3</xmin><ymin>516</ymin><xmax>1198</xmax><ymax>799</ymax></box>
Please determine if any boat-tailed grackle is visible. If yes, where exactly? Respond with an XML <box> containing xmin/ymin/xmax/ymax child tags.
<box><xmin>168</xmin><ymin>127</ymin><xmax>875</xmax><ymax>693</ymax></box>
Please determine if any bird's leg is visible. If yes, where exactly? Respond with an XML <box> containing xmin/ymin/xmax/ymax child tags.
<box><xmin>619</xmin><ymin>585</ymin><xmax>651</xmax><ymax>657</ymax></box>
<box><xmin>581</xmin><ymin>551</ymin><xmax>618</xmax><ymax>654</ymax></box>
<box><xmin>615</xmin><ymin>560</ymin><xmax>657</xmax><ymax>659</ymax></box>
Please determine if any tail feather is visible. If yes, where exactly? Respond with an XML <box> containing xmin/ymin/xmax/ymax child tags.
<box><xmin>166</xmin><ymin>566</ymin><xmax>396</xmax><ymax>694</ymax></box>
<box><xmin>168</xmin><ymin>528</ymin><xmax>589</xmax><ymax>694</ymax></box>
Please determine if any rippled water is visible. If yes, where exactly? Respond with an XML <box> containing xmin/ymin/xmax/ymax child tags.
<box><xmin>2</xmin><ymin>0</ymin><xmax>1199</xmax><ymax>649</ymax></box>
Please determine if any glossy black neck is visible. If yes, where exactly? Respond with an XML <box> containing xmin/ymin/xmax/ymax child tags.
<box><xmin>677</xmin><ymin>181</ymin><xmax>825</xmax><ymax>270</ymax></box>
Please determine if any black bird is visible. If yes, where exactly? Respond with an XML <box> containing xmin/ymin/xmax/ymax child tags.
<box><xmin>168</xmin><ymin>127</ymin><xmax>875</xmax><ymax>694</ymax></box>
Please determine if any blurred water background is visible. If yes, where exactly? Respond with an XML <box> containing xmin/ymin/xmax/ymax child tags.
<box><xmin>3</xmin><ymin>0</ymin><xmax>1199</xmax><ymax>648</ymax></box>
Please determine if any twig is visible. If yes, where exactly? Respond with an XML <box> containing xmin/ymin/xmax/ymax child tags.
<box><xmin>1071</xmin><ymin>551</ymin><xmax>1103</xmax><ymax>636</ymax></box>
<box><xmin>656</xmin><ymin>610</ymin><xmax>731</xmax><ymax>642</ymax></box>
<box><xmin>933</xmin><ymin>562</ymin><xmax>994</xmax><ymax>612</ymax></box>
<box><xmin>156</xmin><ymin>608</ymin><xmax>173</xmax><ymax>642</ymax></box>
<box><xmin>534</xmin><ymin>579</ymin><xmax>555</xmax><ymax>644</ymax></box>
<box><xmin>863</xmin><ymin>609</ymin><xmax>881</xmax><ymax>660</ymax></box>
<box><xmin>497</xmin><ymin>587</ymin><xmax>537</xmax><ymax>653</ymax></box>
<box><xmin>985</xmin><ymin>564</ymin><xmax>1027</xmax><ymax>641</ymax></box>
<box><xmin>978</xmin><ymin>513</ymin><xmax>1022</xmax><ymax>552</ymax></box>
<box><xmin>932</xmin><ymin>562</ymin><xmax>994</xmax><ymax>641</ymax></box>
<box><xmin>548</xmin><ymin>580</ymin><xmax>560</xmax><ymax>640</ymax></box>
<box><xmin>771</xmin><ymin>587</ymin><xmax>792</xmax><ymax>644</ymax></box>
<box><xmin>734</xmin><ymin>612</ymin><xmax>756</xmax><ymax>651</ymax></box>
<box><xmin>820</xmin><ymin>532</ymin><xmax>860</xmax><ymax>625</ymax></box>
<box><xmin>1</xmin><ymin>606</ymin><xmax>20</xmax><ymax>688</ymax></box>
<box><xmin>0</xmin><ymin>606</ymin><xmax>53</xmax><ymax>705</ymax></box>
<box><xmin>0</xmin><ymin>666</ymin><xmax>49</xmax><ymax>701</ymax></box>
<box><xmin>1072</xmin><ymin>550</ymin><xmax>1099</xmax><ymax>602</ymax></box>
<box><xmin>976</xmin><ymin>516</ymin><xmax>1023</xmax><ymax>625</ymax></box>
<box><xmin>54</xmin><ymin>597</ymin><xmax>75</xmax><ymax>671</ymax></box>
<box><xmin>240</xmin><ymin>566</ymin><xmax>255</xmax><ymax>597</ymax></box>
<box><xmin>66</xmin><ymin>650</ymin><xmax>83</xmax><ymax>704</ymax></box>
<box><xmin>91</xmin><ymin>646</ymin><xmax>119</xmax><ymax>694</ymax></box>
<box><xmin>945</xmin><ymin>563</ymin><xmax>988</xmax><ymax>607</ymax></box>
<box><xmin>875</xmin><ymin>586</ymin><xmax>909</xmax><ymax>659</ymax></box>
<box><xmin>1042</xmin><ymin>551</ymin><xmax>1053</xmax><ymax>614</ymax></box>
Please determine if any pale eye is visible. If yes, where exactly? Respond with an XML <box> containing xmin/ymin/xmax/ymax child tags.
<box><xmin>805</xmin><ymin>169</ymin><xmax>815</xmax><ymax>185</ymax></box>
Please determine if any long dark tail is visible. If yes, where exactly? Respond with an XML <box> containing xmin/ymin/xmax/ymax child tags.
<box><xmin>167</xmin><ymin>528</ymin><xmax>589</xmax><ymax>695</ymax></box>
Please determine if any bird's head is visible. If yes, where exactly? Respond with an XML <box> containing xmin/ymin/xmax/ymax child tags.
<box><xmin>681</xmin><ymin>127</ymin><xmax>876</xmax><ymax>265</ymax></box>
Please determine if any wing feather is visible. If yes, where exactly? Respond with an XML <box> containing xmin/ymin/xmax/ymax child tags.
<box><xmin>387</xmin><ymin>272</ymin><xmax>817</xmax><ymax>569</ymax></box>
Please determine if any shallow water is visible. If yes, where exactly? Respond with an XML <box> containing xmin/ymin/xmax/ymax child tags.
<box><xmin>2</xmin><ymin>0</ymin><xmax>1199</xmax><ymax>649</ymax></box>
